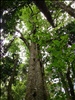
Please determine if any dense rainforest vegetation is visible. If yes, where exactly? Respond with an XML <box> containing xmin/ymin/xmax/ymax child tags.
<box><xmin>0</xmin><ymin>0</ymin><xmax>75</xmax><ymax>100</ymax></box>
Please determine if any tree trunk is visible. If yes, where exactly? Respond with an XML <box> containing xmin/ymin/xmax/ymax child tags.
<box><xmin>66</xmin><ymin>67</ymin><xmax>75</xmax><ymax>100</ymax></box>
<box><xmin>7</xmin><ymin>55</ymin><xmax>18</xmax><ymax>100</ymax></box>
<box><xmin>59</xmin><ymin>71</ymin><xmax>71</xmax><ymax>100</ymax></box>
<box><xmin>25</xmin><ymin>42</ymin><xmax>47</xmax><ymax>100</ymax></box>
<box><xmin>7</xmin><ymin>80</ymin><xmax>14</xmax><ymax>100</ymax></box>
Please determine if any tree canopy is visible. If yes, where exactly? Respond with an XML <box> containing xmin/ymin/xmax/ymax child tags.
<box><xmin>0</xmin><ymin>0</ymin><xmax>75</xmax><ymax>100</ymax></box>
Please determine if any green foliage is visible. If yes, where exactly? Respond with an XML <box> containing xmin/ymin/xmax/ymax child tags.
<box><xmin>0</xmin><ymin>57</ymin><xmax>14</xmax><ymax>82</ymax></box>
<box><xmin>8</xmin><ymin>38</ymin><xmax>20</xmax><ymax>53</ymax></box>
<box><xmin>1</xmin><ymin>1</ymin><xmax>75</xmax><ymax>100</ymax></box>
<box><xmin>12</xmin><ymin>82</ymin><xmax>26</xmax><ymax>100</ymax></box>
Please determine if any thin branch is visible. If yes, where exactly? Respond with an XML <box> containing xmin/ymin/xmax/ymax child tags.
<box><xmin>15</xmin><ymin>28</ymin><xmax>29</xmax><ymax>48</ymax></box>
<box><xmin>4</xmin><ymin>37</ymin><xmax>16</xmax><ymax>54</ymax></box>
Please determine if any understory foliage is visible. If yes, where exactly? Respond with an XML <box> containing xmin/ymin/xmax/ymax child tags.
<box><xmin>0</xmin><ymin>0</ymin><xmax>75</xmax><ymax>100</ymax></box>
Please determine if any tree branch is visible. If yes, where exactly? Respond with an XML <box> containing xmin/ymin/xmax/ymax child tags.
<box><xmin>15</xmin><ymin>28</ymin><xmax>29</xmax><ymax>48</ymax></box>
<box><xmin>54</xmin><ymin>1</ymin><xmax>75</xmax><ymax>18</ymax></box>
<box><xmin>4</xmin><ymin>38</ymin><xmax>15</xmax><ymax>54</ymax></box>
<box><xmin>33</xmin><ymin>0</ymin><xmax>55</xmax><ymax>28</ymax></box>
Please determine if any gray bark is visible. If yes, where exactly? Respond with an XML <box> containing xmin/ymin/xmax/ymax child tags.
<box><xmin>25</xmin><ymin>43</ymin><xmax>47</xmax><ymax>100</ymax></box>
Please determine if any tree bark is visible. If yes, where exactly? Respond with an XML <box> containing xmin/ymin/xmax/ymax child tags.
<box><xmin>25</xmin><ymin>42</ymin><xmax>48</xmax><ymax>100</ymax></box>
<box><xmin>33</xmin><ymin>0</ymin><xmax>55</xmax><ymax>27</ymax></box>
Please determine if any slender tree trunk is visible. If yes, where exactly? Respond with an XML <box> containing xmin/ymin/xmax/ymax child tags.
<box><xmin>58</xmin><ymin>69</ymin><xmax>71</xmax><ymax>100</ymax></box>
<box><xmin>7</xmin><ymin>55</ymin><xmax>18</xmax><ymax>100</ymax></box>
<box><xmin>25</xmin><ymin>42</ymin><xmax>48</xmax><ymax>100</ymax></box>
<box><xmin>66</xmin><ymin>67</ymin><xmax>75</xmax><ymax>100</ymax></box>
<box><xmin>7</xmin><ymin>80</ymin><xmax>14</xmax><ymax>100</ymax></box>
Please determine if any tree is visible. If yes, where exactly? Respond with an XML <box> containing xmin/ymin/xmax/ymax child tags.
<box><xmin>1</xmin><ymin>0</ymin><xmax>75</xmax><ymax>100</ymax></box>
